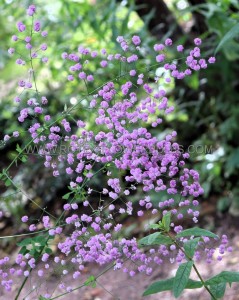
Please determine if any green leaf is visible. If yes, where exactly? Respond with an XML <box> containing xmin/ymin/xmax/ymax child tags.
<box><xmin>215</xmin><ymin>23</ymin><xmax>239</xmax><ymax>54</ymax></box>
<box><xmin>173</xmin><ymin>261</ymin><xmax>194</xmax><ymax>298</ymax></box>
<box><xmin>143</xmin><ymin>278</ymin><xmax>202</xmax><ymax>296</ymax></box>
<box><xmin>186</xmin><ymin>279</ymin><xmax>203</xmax><ymax>289</ymax></box>
<box><xmin>206</xmin><ymin>271</ymin><xmax>239</xmax><ymax>286</ymax></box>
<box><xmin>19</xmin><ymin>246</ymin><xmax>28</xmax><ymax>255</ymax></box>
<box><xmin>183</xmin><ymin>238</ymin><xmax>200</xmax><ymax>258</ymax></box>
<box><xmin>149</xmin><ymin>224</ymin><xmax>162</xmax><ymax>230</ymax></box>
<box><xmin>209</xmin><ymin>282</ymin><xmax>226</xmax><ymax>299</ymax></box>
<box><xmin>16</xmin><ymin>144</ymin><xmax>22</xmax><ymax>153</ymax></box>
<box><xmin>162</xmin><ymin>212</ymin><xmax>171</xmax><ymax>232</ymax></box>
<box><xmin>5</xmin><ymin>179</ymin><xmax>11</xmax><ymax>187</ymax></box>
<box><xmin>20</xmin><ymin>155</ymin><xmax>27</xmax><ymax>163</ymax></box>
<box><xmin>45</xmin><ymin>247</ymin><xmax>53</xmax><ymax>254</ymax></box>
<box><xmin>34</xmin><ymin>235</ymin><xmax>47</xmax><ymax>246</ymax></box>
<box><xmin>84</xmin><ymin>275</ymin><xmax>96</xmax><ymax>287</ymax></box>
<box><xmin>143</xmin><ymin>278</ymin><xmax>174</xmax><ymax>296</ymax></box>
<box><xmin>17</xmin><ymin>238</ymin><xmax>33</xmax><ymax>247</ymax></box>
<box><xmin>139</xmin><ymin>233</ymin><xmax>172</xmax><ymax>246</ymax></box>
<box><xmin>176</xmin><ymin>227</ymin><xmax>218</xmax><ymax>239</ymax></box>
<box><xmin>39</xmin><ymin>296</ymin><xmax>49</xmax><ymax>300</ymax></box>
<box><xmin>62</xmin><ymin>192</ymin><xmax>72</xmax><ymax>200</ymax></box>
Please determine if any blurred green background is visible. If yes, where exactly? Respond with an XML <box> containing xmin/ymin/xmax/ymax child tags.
<box><xmin>1</xmin><ymin>0</ymin><xmax>239</xmax><ymax>230</ymax></box>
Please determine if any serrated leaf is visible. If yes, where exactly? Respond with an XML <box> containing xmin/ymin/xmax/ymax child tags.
<box><xmin>139</xmin><ymin>232</ymin><xmax>172</xmax><ymax>246</ymax></box>
<box><xmin>183</xmin><ymin>238</ymin><xmax>200</xmax><ymax>258</ymax></box>
<box><xmin>162</xmin><ymin>212</ymin><xmax>171</xmax><ymax>232</ymax></box>
<box><xmin>176</xmin><ymin>227</ymin><xmax>218</xmax><ymax>239</ymax></box>
<box><xmin>209</xmin><ymin>282</ymin><xmax>226</xmax><ymax>299</ymax></box>
<box><xmin>173</xmin><ymin>261</ymin><xmax>194</xmax><ymax>298</ymax></box>
<box><xmin>143</xmin><ymin>278</ymin><xmax>202</xmax><ymax>296</ymax></box>
<box><xmin>206</xmin><ymin>271</ymin><xmax>239</xmax><ymax>286</ymax></box>
<box><xmin>215</xmin><ymin>23</ymin><xmax>239</xmax><ymax>54</ymax></box>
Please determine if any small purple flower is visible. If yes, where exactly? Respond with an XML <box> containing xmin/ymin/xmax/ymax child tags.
<box><xmin>132</xmin><ymin>35</ymin><xmax>141</xmax><ymax>46</ymax></box>
<box><xmin>61</xmin><ymin>52</ymin><xmax>68</xmax><ymax>59</ymax></box>
<box><xmin>16</xmin><ymin>58</ymin><xmax>23</xmax><ymax>65</ymax></box>
<box><xmin>87</xmin><ymin>74</ymin><xmax>94</xmax><ymax>81</ymax></box>
<box><xmin>29</xmin><ymin>224</ymin><xmax>36</xmax><ymax>232</ymax></box>
<box><xmin>12</xmin><ymin>35</ymin><xmax>18</xmax><ymax>41</ymax></box>
<box><xmin>25</xmin><ymin>82</ymin><xmax>32</xmax><ymax>88</ymax></box>
<box><xmin>41</xmin><ymin>31</ymin><xmax>48</xmax><ymax>37</ymax></box>
<box><xmin>156</xmin><ymin>54</ymin><xmax>165</xmax><ymax>63</ymax></box>
<box><xmin>27</xmin><ymin>5</ymin><xmax>36</xmax><ymax>16</ymax></box>
<box><xmin>100</xmin><ymin>60</ymin><xmax>108</xmax><ymax>68</ymax></box>
<box><xmin>34</xmin><ymin>20</ymin><xmax>41</xmax><ymax>32</ymax></box>
<box><xmin>129</xmin><ymin>69</ymin><xmax>136</xmax><ymax>76</ymax></box>
<box><xmin>40</xmin><ymin>43</ymin><xmax>48</xmax><ymax>51</ymax></box>
<box><xmin>165</xmin><ymin>38</ymin><xmax>173</xmax><ymax>46</ymax></box>
<box><xmin>31</xmin><ymin>52</ymin><xmax>38</xmax><ymax>58</ymax></box>
<box><xmin>17</xmin><ymin>22</ymin><xmax>26</xmax><ymax>32</ymax></box>
<box><xmin>8</xmin><ymin>48</ymin><xmax>15</xmax><ymax>55</ymax></box>
<box><xmin>66</xmin><ymin>167</ymin><xmax>73</xmax><ymax>175</ymax></box>
<box><xmin>49</xmin><ymin>229</ymin><xmax>55</xmax><ymax>236</ymax></box>
<box><xmin>67</xmin><ymin>75</ymin><xmax>74</xmax><ymax>81</ymax></box>
<box><xmin>194</xmin><ymin>38</ymin><xmax>202</xmax><ymax>45</ymax></box>
<box><xmin>26</xmin><ymin>43</ymin><xmax>32</xmax><ymax>49</ymax></box>
<box><xmin>18</xmin><ymin>80</ymin><xmax>25</xmax><ymax>87</ymax></box>
<box><xmin>71</xmin><ymin>203</ymin><xmax>78</xmax><ymax>210</ymax></box>
<box><xmin>44</xmin><ymin>115</ymin><xmax>51</xmax><ymax>121</ymax></box>
<box><xmin>34</xmin><ymin>107</ymin><xmax>43</xmax><ymax>114</ymax></box>
<box><xmin>38</xmin><ymin>270</ymin><xmax>44</xmax><ymax>277</ymax></box>
<box><xmin>78</xmin><ymin>72</ymin><xmax>86</xmax><ymax>79</ymax></box>
<box><xmin>177</xmin><ymin>45</ymin><xmax>184</xmax><ymax>52</ymax></box>
<box><xmin>42</xmin><ymin>253</ymin><xmax>49</xmax><ymax>262</ymax></box>
<box><xmin>42</xmin><ymin>57</ymin><xmax>48</xmax><ymax>63</ymax></box>
<box><xmin>21</xmin><ymin>216</ymin><xmax>28</xmax><ymax>223</ymax></box>
<box><xmin>208</xmin><ymin>57</ymin><xmax>216</xmax><ymax>64</ymax></box>
<box><xmin>25</xmin><ymin>36</ymin><xmax>31</xmax><ymax>42</ymax></box>
<box><xmin>4</xmin><ymin>135</ymin><xmax>10</xmax><ymax>142</ymax></box>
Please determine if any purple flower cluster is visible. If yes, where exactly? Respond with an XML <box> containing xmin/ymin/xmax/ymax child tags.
<box><xmin>1</xmin><ymin>4</ymin><xmax>230</xmax><ymax>297</ymax></box>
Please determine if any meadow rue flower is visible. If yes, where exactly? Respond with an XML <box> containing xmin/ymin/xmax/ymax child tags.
<box><xmin>21</xmin><ymin>216</ymin><xmax>28</xmax><ymax>222</ymax></box>
<box><xmin>208</xmin><ymin>56</ymin><xmax>216</xmax><ymax>63</ymax></box>
<box><xmin>2</xmin><ymin>6</ymin><xmax>231</xmax><ymax>294</ymax></box>
<box><xmin>34</xmin><ymin>20</ymin><xmax>41</xmax><ymax>32</ymax></box>
<box><xmin>27</xmin><ymin>5</ymin><xmax>36</xmax><ymax>16</ymax></box>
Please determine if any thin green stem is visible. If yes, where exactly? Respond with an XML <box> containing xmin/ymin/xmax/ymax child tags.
<box><xmin>15</xmin><ymin>275</ymin><xmax>29</xmax><ymax>300</ymax></box>
<box><xmin>166</xmin><ymin>232</ymin><xmax>217</xmax><ymax>300</ymax></box>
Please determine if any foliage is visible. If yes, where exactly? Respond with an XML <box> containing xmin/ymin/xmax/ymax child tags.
<box><xmin>168</xmin><ymin>0</ymin><xmax>239</xmax><ymax>213</ymax></box>
<box><xmin>141</xmin><ymin>223</ymin><xmax>239</xmax><ymax>299</ymax></box>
